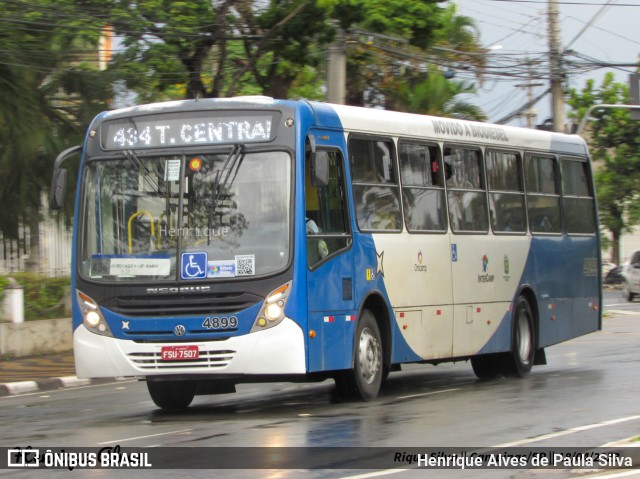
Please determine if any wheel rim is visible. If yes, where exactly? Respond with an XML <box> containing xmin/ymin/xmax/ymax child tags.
<box><xmin>357</xmin><ymin>327</ymin><xmax>381</xmax><ymax>385</ymax></box>
<box><xmin>516</xmin><ymin>305</ymin><xmax>532</xmax><ymax>365</ymax></box>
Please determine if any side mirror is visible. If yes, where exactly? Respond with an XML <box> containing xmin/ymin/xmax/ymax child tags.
<box><xmin>49</xmin><ymin>169</ymin><xmax>68</xmax><ymax>210</ymax></box>
<box><xmin>49</xmin><ymin>145</ymin><xmax>81</xmax><ymax>210</ymax></box>
<box><xmin>311</xmin><ymin>150</ymin><xmax>330</xmax><ymax>188</ymax></box>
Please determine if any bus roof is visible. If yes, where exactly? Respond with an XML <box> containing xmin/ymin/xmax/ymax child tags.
<box><xmin>308</xmin><ymin>101</ymin><xmax>589</xmax><ymax>157</ymax></box>
<box><xmin>96</xmin><ymin>97</ymin><xmax>589</xmax><ymax>157</ymax></box>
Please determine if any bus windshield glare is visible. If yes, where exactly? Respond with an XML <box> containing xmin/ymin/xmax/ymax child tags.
<box><xmin>78</xmin><ymin>149</ymin><xmax>291</xmax><ymax>282</ymax></box>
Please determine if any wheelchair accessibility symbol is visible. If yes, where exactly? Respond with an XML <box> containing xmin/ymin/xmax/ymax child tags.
<box><xmin>181</xmin><ymin>252</ymin><xmax>207</xmax><ymax>279</ymax></box>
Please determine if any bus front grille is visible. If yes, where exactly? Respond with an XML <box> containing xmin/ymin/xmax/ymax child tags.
<box><xmin>126</xmin><ymin>349</ymin><xmax>236</xmax><ymax>370</ymax></box>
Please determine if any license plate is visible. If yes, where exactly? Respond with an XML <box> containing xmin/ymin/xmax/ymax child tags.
<box><xmin>160</xmin><ymin>345</ymin><xmax>199</xmax><ymax>361</ymax></box>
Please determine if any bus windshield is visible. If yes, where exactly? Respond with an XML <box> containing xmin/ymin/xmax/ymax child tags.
<box><xmin>78</xmin><ymin>149</ymin><xmax>291</xmax><ymax>282</ymax></box>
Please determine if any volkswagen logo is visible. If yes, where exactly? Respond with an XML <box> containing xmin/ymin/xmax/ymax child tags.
<box><xmin>174</xmin><ymin>324</ymin><xmax>186</xmax><ymax>336</ymax></box>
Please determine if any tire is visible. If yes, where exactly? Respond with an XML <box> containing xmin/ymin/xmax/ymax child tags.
<box><xmin>334</xmin><ymin>310</ymin><xmax>383</xmax><ymax>401</ymax></box>
<box><xmin>471</xmin><ymin>353</ymin><xmax>502</xmax><ymax>380</ymax></box>
<box><xmin>147</xmin><ymin>380</ymin><xmax>196</xmax><ymax>409</ymax></box>
<box><xmin>503</xmin><ymin>296</ymin><xmax>535</xmax><ymax>377</ymax></box>
<box><xmin>623</xmin><ymin>281</ymin><xmax>635</xmax><ymax>302</ymax></box>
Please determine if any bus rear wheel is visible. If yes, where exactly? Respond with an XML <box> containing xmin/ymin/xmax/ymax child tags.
<box><xmin>335</xmin><ymin>310</ymin><xmax>383</xmax><ymax>401</ymax></box>
<box><xmin>147</xmin><ymin>380</ymin><xmax>196</xmax><ymax>409</ymax></box>
<box><xmin>503</xmin><ymin>296</ymin><xmax>535</xmax><ymax>377</ymax></box>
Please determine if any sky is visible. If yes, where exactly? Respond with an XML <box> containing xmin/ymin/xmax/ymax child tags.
<box><xmin>451</xmin><ymin>0</ymin><xmax>639</xmax><ymax>127</ymax></box>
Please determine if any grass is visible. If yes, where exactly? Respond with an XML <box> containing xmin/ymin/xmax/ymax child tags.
<box><xmin>0</xmin><ymin>273</ymin><xmax>70</xmax><ymax>321</ymax></box>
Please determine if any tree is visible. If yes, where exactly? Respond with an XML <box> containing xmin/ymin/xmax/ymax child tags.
<box><xmin>342</xmin><ymin>0</ymin><xmax>447</xmax><ymax>107</ymax></box>
<box><xmin>103</xmin><ymin>0</ymin><xmax>486</xmax><ymax>113</ymax></box>
<box><xmin>567</xmin><ymin>73</ymin><xmax>640</xmax><ymax>265</ymax></box>
<box><xmin>343</xmin><ymin>2</ymin><xmax>486</xmax><ymax>115</ymax></box>
<box><xmin>0</xmin><ymin>0</ymin><xmax>112</xmax><ymax>270</ymax></box>
<box><xmin>105</xmin><ymin>0</ymin><xmax>336</xmax><ymax>101</ymax></box>
<box><xmin>391</xmin><ymin>66</ymin><xmax>487</xmax><ymax>120</ymax></box>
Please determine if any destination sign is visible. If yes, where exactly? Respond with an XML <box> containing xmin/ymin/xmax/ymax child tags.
<box><xmin>101</xmin><ymin>111</ymin><xmax>278</xmax><ymax>150</ymax></box>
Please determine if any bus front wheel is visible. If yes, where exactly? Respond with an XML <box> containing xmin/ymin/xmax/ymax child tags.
<box><xmin>147</xmin><ymin>380</ymin><xmax>196</xmax><ymax>409</ymax></box>
<box><xmin>335</xmin><ymin>310</ymin><xmax>383</xmax><ymax>401</ymax></box>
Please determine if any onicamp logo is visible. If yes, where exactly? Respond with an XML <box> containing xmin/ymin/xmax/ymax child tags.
<box><xmin>482</xmin><ymin>254</ymin><xmax>489</xmax><ymax>273</ymax></box>
<box><xmin>414</xmin><ymin>251</ymin><xmax>427</xmax><ymax>273</ymax></box>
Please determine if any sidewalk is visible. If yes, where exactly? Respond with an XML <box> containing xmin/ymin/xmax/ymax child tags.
<box><xmin>0</xmin><ymin>351</ymin><xmax>112</xmax><ymax>397</ymax></box>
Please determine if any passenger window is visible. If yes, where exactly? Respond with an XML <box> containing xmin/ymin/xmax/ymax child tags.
<box><xmin>487</xmin><ymin>150</ymin><xmax>526</xmax><ymax>234</ymax></box>
<box><xmin>525</xmin><ymin>154</ymin><xmax>561</xmax><ymax>234</ymax></box>
<box><xmin>561</xmin><ymin>157</ymin><xmax>595</xmax><ymax>234</ymax></box>
<box><xmin>444</xmin><ymin>146</ymin><xmax>488</xmax><ymax>233</ymax></box>
<box><xmin>350</xmin><ymin>137</ymin><xmax>402</xmax><ymax>231</ymax></box>
<box><xmin>399</xmin><ymin>142</ymin><xmax>447</xmax><ymax>232</ymax></box>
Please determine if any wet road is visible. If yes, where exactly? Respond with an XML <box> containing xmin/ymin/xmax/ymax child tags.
<box><xmin>1</xmin><ymin>289</ymin><xmax>639</xmax><ymax>478</ymax></box>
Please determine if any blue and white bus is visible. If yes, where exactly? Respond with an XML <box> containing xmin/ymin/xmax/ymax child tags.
<box><xmin>50</xmin><ymin>97</ymin><xmax>601</xmax><ymax>409</ymax></box>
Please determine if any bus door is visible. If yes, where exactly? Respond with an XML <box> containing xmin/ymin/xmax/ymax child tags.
<box><xmin>305</xmin><ymin>143</ymin><xmax>355</xmax><ymax>372</ymax></box>
<box><xmin>446</xmin><ymin>146</ymin><xmax>525</xmax><ymax>357</ymax></box>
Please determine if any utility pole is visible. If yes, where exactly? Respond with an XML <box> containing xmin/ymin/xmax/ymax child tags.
<box><xmin>515</xmin><ymin>61</ymin><xmax>544</xmax><ymax>128</ymax></box>
<box><xmin>548</xmin><ymin>0</ymin><xmax>565</xmax><ymax>132</ymax></box>
<box><xmin>327</xmin><ymin>24</ymin><xmax>346</xmax><ymax>105</ymax></box>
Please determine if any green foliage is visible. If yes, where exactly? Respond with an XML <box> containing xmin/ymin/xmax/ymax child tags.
<box><xmin>0</xmin><ymin>274</ymin><xmax>70</xmax><ymax>321</ymax></box>
<box><xmin>99</xmin><ymin>0</ymin><xmax>483</xmax><ymax>116</ymax></box>
<box><xmin>0</xmin><ymin>0</ymin><xmax>113</xmax><ymax>239</ymax></box>
<box><xmin>567</xmin><ymin>72</ymin><xmax>640</xmax><ymax>264</ymax></box>
<box><xmin>390</xmin><ymin>66</ymin><xmax>486</xmax><ymax>120</ymax></box>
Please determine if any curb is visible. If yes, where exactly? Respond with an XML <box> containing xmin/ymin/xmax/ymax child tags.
<box><xmin>0</xmin><ymin>376</ymin><xmax>123</xmax><ymax>397</ymax></box>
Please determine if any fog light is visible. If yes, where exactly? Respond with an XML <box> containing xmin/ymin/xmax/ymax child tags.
<box><xmin>257</xmin><ymin>317</ymin><xmax>267</xmax><ymax>327</ymax></box>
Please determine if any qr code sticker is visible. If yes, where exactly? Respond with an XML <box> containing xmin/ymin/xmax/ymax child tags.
<box><xmin>235</xmin><ymin>255</ymin><xmax>255</xmax><ymax>276</ymax></box>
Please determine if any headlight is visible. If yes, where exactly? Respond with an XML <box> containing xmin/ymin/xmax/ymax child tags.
<box><xmin>250</xmin><ymin>281</ymin><xmax>291</xmax><ymax>332</ymax></box>
<box><xmin>76</xmin><ymin>290</ymin><xmax>113</xmax><ymax>337</ymax></box>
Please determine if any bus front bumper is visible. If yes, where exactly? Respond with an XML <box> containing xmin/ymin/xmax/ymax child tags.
<box><xmin>73</xmin><ymin>317</ymin><xmax>306</xmax><ymax>379</ymax></box>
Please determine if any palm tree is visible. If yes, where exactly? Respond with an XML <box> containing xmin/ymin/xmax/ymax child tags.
<box><xmin>393</xmin><ymin>66</ymin><xmax>487</xmax><ymax>121</ymax></box>
<box><xmin>433</xmin><ymin>4</ymin><xmax>486</xmax><ymax>83</ymax></box>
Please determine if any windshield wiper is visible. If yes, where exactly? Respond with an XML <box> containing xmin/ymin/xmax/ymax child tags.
<box><xmin>124</xmin><ymin>149</ymin><xmax>149</xmax><ymax>175</ymax></box>
<box><xmin>123</xmin><ymin>149</ymin><xmax>158</xmax><ymax>192</ymax></box>
<box><xmin>207</xmin><ymin>144</ymin><xmax>244</xmax><ymax>243</ymax></box>
<box><xmin>211</xmin><ymin>144</ymin><xmax>243</xmax><ymax>208</ymax></box>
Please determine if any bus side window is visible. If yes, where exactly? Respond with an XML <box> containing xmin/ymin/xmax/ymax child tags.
<box><xmin>445</xmin><ymin>146</ymin><xmax>488</xmax><ymax>233</ymax></box>
<box><xmin>525</xmin><ymin>154</ymin><xmax>562</xmax><ymax>234</ymax></box>
<box><xmin>487</xmin><ymin>149</ymin><xmax>526</xmax><ymax>234</ymax></box>
<box><xmin>350</xmin><ymin>137</ymin><xmax>402</xmax><ymax>231</ymax></box>
<box><xmin>305</xmin><ymin>149</ymin><xmax>351</xmax><ymax>268</ymax></box>
<box><xmin>561</xmin><ymin>157</ymin><xmax>596</xmax><ymax>235</ymax></box>
<box><xmin>399</xmin><ymin>141</ymin><xmax>447</xmax><ymax>233</ymax></box>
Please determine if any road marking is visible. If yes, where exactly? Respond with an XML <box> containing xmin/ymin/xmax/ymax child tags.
<box><xmin>606</xmin><ymin>310</ymin><xmax>639</xmax><ymax>316</ymax></box>
<box><xmin>494</xmin><ymin>415</ymin><xmax>640</xmax><ymax>447</ymax></box>
<box><xmin>97</xmin><ymin>429</ymin><xmax>193</xmax><ymax>445</ymax></box>
<box><xmin>396</xmin><ymin>388</ymin><xmax>461</xmax><ymax>400</ymax></box>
